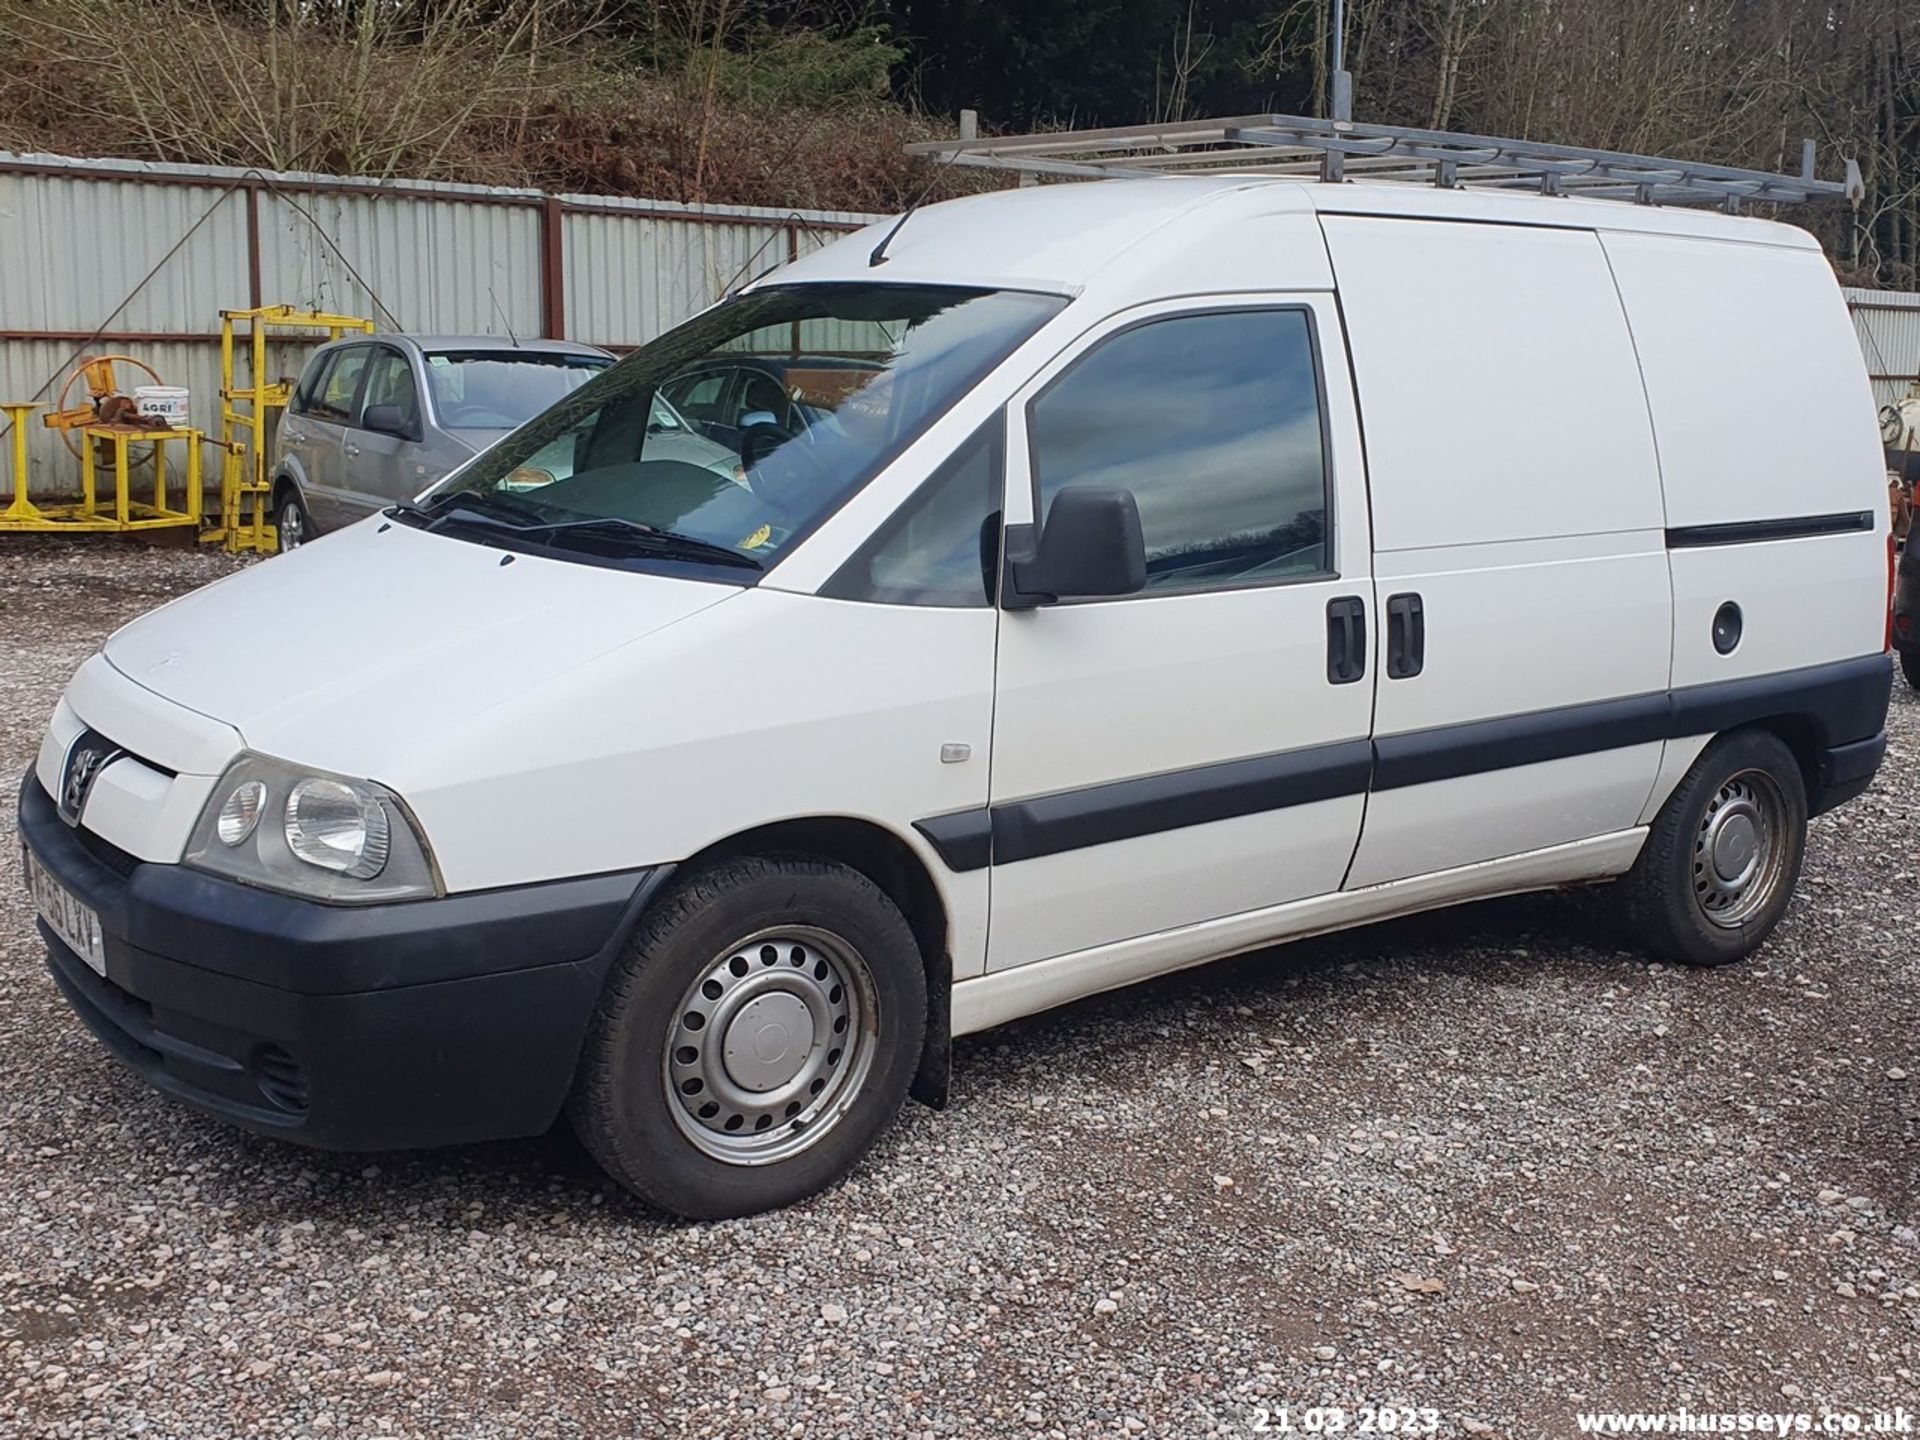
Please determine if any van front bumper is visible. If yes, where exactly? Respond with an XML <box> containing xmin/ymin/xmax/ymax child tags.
<box><xmin>18</xmin><ymin>773</ymin><xmax>665</xmax><ymax>1152</ymax></box>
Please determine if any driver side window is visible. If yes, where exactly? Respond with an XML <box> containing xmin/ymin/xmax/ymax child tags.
<box><xmin>1028</xmin><ymin>308</ymin><xmax>1330</xmax><ymax>595</ymax></box>
<box><xmin>355</xmin><ymin>348</ymin><xmax>418</xmax><ymax>431</ymax></box>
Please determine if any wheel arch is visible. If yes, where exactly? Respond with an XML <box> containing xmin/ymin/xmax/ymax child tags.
<box><xmin>1744</xmin><ymin>713</ymin><xmax>1821</xmax><ymax>802</ymax></box>
<box><xmin>269</xmin><ymin>467</ymin><xmax>310</xmax><ymax>516</ymax></box>
<box><xmin>666</xmin><ymin>815</ymin><xmax>954</xmax><ymax>1109</ymax></box>
<box><xmin>270</xmin><ymin>452</ymin><xmax>310</xmax><ymax>500</ymax></box>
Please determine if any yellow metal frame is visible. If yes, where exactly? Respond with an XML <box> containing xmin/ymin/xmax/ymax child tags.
<box><xmin>0</xmin><ymin>408</ymin><xmax>203</xmax><ymax>533</ymax></box>
<box><xmin>210</xmin><ymin>305</ymin><xmax>374</xmax><ymax>553</ymax></box>
<box><xmin>2</xmin><ymin>402</ymin><xmax>43</xmax><ymax>526</ymax></box>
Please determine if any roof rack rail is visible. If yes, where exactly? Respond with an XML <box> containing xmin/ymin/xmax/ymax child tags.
<box><xmin>905</xmin><ymin>114</ymin><xmax>1863</xmax><ymax>213</ymax></box>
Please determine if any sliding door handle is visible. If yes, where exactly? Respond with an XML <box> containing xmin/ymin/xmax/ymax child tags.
<box><xmin>1386</xmin><ymin>592</ymin><xmax>1425</xmax><ymax>679</ymax></box>
<box><xmin>1326</xmin><ymin>595</ymin><xmax>1367</xmax><ymax>684</ymax></box>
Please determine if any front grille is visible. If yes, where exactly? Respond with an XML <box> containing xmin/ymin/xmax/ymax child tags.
<box><xmin>253</xmin><ymin>1045</ymin><xmax>310</xmax><ymax>1115</ymax></box>
<box><xmin>86</xmin><ymin>730</ymin><xmax>177</xmax><ymax>781</ymax></box>
<box><xmin>73</xmin><ymin>825</ymin><xmax>139</xmax><ymax>878</ymax></box>
<box><xmin>55</xmin><ymin>717</ymin><xmax>175</xmax><ymax>874</ymax></box>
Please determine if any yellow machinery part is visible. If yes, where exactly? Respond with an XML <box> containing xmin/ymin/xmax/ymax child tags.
<box><xmin>208</xmin><ymin>305</ymin><xmax>375</xmax><ymax>554</ymax></box>
<box><xmin>1</xmin><ymin>409</ymin><xmax>203</xmax><ymax>534</ymax></box>
<box><xmin>44</xmin><ymin>354</ymin><xmax>167</xmax><ymax>458</ymax></box>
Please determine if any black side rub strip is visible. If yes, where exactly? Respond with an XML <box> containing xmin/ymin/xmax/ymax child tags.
<box><xmin>917</xmin><ymin>653</ymin><xmax>1890</xmax><ymax>873</ymax></box>
<box><xmin>1372</xmin><ymin>691</ymin><xmax>1669</xmax><ymax>791</ymax></box>
<box><xmin>913</xmin><ymin>810</ymin><xmax>992</xmax><ymax>873</ymax></box>
<box><xmin>1665</xmin><ymin>511</ymin><xmax>1874</xmax><ymax>548</ymax></box>
<box><xmin>1374</xmin><ymin>654</ymin><xmax>1890</xmax><ymax>791</ymax></box>
<box><xmin>990</xmin><ymin>739</ymin><xmax>1375</xmax><ymax>866</ymax></box>
<box><xmin>1667</xmin><ymin>652</ymin><xmax>1890</xmax><ymax>745</ymax></box>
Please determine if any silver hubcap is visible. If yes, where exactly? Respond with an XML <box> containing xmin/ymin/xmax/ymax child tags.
<box><xmin>1692</xmin><ymin>768</ymin><xmax>1788</xmax><ymax>928</ymax></box>
<box><xmin>278</xmin><ymin>502</ymin><xmax>304</xmax><ymax>550</ymax></box>
<box><xmin>664</xmin><ymin>927</ymin><xmax>877</xmax><ymax>1165</ymax></box>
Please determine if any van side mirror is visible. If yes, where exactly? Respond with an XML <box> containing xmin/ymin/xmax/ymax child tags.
<box><xmin>362</xmin><ymin>404</ymin><xmax>415</xmax><ymax>440</ymax></box>
<box><xmin>1003</xmin><ymin>486</ymin><xmax>1147</xmax><ymax>609</ymax></box>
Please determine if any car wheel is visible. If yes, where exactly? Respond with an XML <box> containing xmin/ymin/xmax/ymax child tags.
<box><xmin>569</xmin><ymin>854</ymin><xmax>927</xmax><ymax>1219</ymax></box>
<box><xmin>274</xmin><ymin>487</ymin><xmax>314</xmax><ymax>554</ymax></box>
<box><xmin>1902</xmin><ymin>647</ymin><xmax>1920</xmax><ymax>692</ymax></box>
<box><xmin>1621</xmin><ymin>729</ymin><xmax>1807</xmax><ymax>967</ymax></box>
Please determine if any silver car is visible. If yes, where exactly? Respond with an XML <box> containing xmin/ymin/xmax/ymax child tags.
<box><xmin>269</xmin><ymin>335</ymin><xmax>736</xmax><ymax>551</ymax></box>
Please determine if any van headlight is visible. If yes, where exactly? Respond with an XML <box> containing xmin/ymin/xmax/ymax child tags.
<box><xmin>185</xmin><ymin>754</ymin><xmax>441</xmax><ymax>903</ymax></box>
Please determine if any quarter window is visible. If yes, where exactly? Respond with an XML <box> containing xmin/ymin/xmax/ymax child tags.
<box><xmin>1029</xmin><ymin>309</ymin><xmax>1329</xmax><ymax>594</ymax></box>
<box><xmin>823</xmin><ymin>415</ymin><xmax>1003</xmax><ymax>607</ymax></box>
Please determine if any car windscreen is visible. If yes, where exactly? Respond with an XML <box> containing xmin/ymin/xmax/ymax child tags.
<box><xmin>410</xmin><ymin>284</ymin><xmax>1067</xmax><ymax>576</ymax></box>
<box><xmin>423</xmin><ymin>351</ymin><xmax>611</xmax><ymax>429</ymax></box>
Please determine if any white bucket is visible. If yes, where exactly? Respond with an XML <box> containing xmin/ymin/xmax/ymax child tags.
<box><xmin>133</xmin><ymin>385</ymin><xmax>190</xmax><ymax>427</ymax></box>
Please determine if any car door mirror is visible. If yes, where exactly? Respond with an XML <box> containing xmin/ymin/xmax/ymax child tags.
<box><xmin>1004</xmin><ymin>486</ymin><xmax>1147</xmax><ymax>609</ymax></box>
<box><xmin>361</xmin><ymin>404</ymin><xmax>415</xmax><ymax>440</ymax></box>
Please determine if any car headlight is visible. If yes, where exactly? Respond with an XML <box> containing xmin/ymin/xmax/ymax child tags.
<box><xmin>185</xmin><ymin>754</ymin><xmax>441</xmax><ymax>903</ymax></box>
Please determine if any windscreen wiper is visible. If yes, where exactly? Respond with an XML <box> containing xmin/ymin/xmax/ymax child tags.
<box><xmin>387</xmin><ymin>489</ymin><xmax>548</xmax><ymax>533</ymax></box>
<box><xmin>514</xmin><ymin>515</ymin><xmax>763</xmax><ymax>570</ymax></box>
<box><xmin>432</xmin><ymin>489</ymin><xmax>548</xmax><ymax>523</ymax></box>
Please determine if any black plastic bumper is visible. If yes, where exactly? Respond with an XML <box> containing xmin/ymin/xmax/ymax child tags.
<box><xmin>18</xmin><ymin>773</ymin><xmax>667</xmax><ymax>1151</ymax></box>
<box><xmin>1812</xmin><ymin>730</ymin><xmax>1886</xmax><ymax>816</ymax></box>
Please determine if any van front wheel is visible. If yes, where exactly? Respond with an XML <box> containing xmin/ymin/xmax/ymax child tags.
<box><xmin>1622</xmin><ymin>729</ymin><xmax>1807</xmax><ymax>967</ymax></box>
<box><xmin>569</xmin><ymin>855</ymin><xmax>926</xmax><ymax>1219</ymax></box>
<box><xmin>1901</xmin><ymin>647</ymin><xmax>1920</xmax><ymax>692</ymax></box>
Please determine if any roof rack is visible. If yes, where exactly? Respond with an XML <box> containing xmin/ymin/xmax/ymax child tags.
<box><xmin>905</xmin><ymin>114</ymin><xmax>1863</xmax><ymax>213</ymax></box>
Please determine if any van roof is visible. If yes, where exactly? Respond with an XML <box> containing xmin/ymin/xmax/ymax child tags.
<box><xmin>771</xmin><ymin>174</ymin><xmax>1822</xmax><ymax>295</ymax></box>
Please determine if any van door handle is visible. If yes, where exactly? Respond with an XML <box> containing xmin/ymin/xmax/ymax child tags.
<box><xmin>283</xmin><ymin>427</ymin><xmax>305</xmax><ymax>443</ymax></box>
<box><xmin>1386</xmin><ymin>593</ymin><xmax>1425</xmax><ymax>679</ymax></box>
<box><xmin>343</xmin><ymin>441</ymin><xmax>361</xmax><ymax>457</ymax></box>
<box><xmin>1326</xmin><ymin>595</ymin><xmax>1367</xmax><ymax>684</ymax></box>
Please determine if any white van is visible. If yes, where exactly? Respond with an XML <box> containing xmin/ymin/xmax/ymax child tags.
<box><xmin>21</xmin><ymin>173</ymin><xmax>1893</xmax><ymax>1218</ymax></box>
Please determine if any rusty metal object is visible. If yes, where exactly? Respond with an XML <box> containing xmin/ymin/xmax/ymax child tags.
<box><xmin>43</xmin><ymin>353</ymin><xmax>167</xmax><ymax>460</ymax></box>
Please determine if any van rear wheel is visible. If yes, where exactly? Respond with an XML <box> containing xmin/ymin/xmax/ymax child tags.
<box><xmin>1901</xmin><ymin>647</ymin><xmax>1920</xmax><ymax>692</ymax></box>
<box><xmin>1622</xmin><ymin>729</ymin><xmax>1807</xmax><ymax>967</ymax></box>
<box><xmin>568</xmin><ymin>855</ymin><xmax>926</xmax><ymax>1220</ymax></box>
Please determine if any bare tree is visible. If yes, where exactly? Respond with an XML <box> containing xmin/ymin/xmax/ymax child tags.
<box><xmin>1</xmin><ymin>0</ymin><xmax>593</xmax><ymax>179</ymax></box>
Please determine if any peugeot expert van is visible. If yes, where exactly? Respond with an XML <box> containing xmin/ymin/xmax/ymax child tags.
<box><xmin>21</xmin><ymin>176</ymin><xmax>1893</xmax><ymax>1218</ymax></box>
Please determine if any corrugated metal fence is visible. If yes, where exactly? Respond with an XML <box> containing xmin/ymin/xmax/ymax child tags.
<box><xmin>0</xmin><ymin>152</ymin><xmax>881</xmax><ymax>495</ymax></box>
<box><xmin>1847</xmin><ymin>286</ymin><xmax>1920</xmax><ymax>412</ymax></box>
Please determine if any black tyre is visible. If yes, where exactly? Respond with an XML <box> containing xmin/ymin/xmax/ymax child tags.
<box><xmin>568</xmin><ymin>855</ymin><xmax>926</xmax><ymax>1219</ymax></box>
<box><xmin>1622</xmin><ymin>729</ymin><xmax>1808</xmax><ymax>967</ymax></box>
<box><xmin>1901</xmin><ymin>646</ymin><xmax>1920</xmax><ymax>692</ymax></box>
<box><xmin>274</xmin><ymin>485</ymin><xmax>314</xmax><ymax>554</ymax></box>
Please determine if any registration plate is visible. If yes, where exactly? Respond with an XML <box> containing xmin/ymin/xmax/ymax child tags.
<box><xmin>23</xmin><ymin>846</ymin><xmax>107</xmax><ymax>977</ymax></box>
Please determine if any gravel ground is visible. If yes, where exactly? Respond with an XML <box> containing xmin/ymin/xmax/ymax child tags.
<box><xmin>2</xmin><ymin>538</ymin><xmax>1917</xmax><ymax>1440</ymax></box>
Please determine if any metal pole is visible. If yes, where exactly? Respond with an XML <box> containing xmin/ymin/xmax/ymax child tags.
<box><xmin>1331</xmin><ymin>0</ymin><xmax>1354</xmax><ymax>123</ymax></box>
<box><xmin>1325</xmin><ymin>0</ymin><xmax>1352</xmax><ymax>177</ymax></box>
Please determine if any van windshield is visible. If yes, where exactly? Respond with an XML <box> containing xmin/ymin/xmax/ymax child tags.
<box><xmin>409</xmin><ymin>284</ymin><xmax>1065</xmax><ymax>575</ymax></box>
